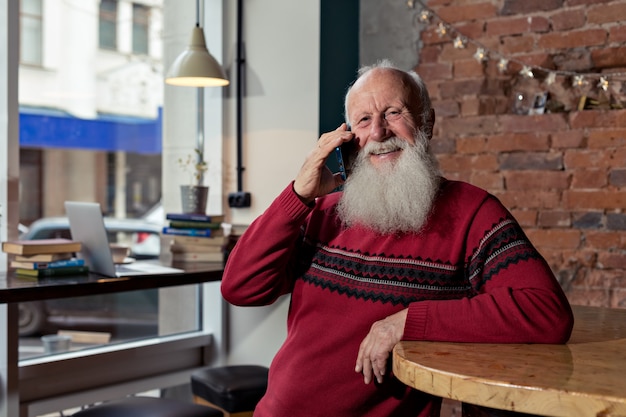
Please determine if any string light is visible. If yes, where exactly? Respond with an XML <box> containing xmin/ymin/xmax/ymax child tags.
<box><xmin>408</xmin><ymin>0</ymin><xmax>626</xmax><ymax>99</ymax></box>
<box><xmin>497</xmin><ymin>58</ymin><xmax>509</xmax><ymax>73</ymax></box>
<box><xmin>520</xmin><ymin>66</ymin><xmax>534</xmax><ymax>79</ymax></box>
<box><xmin>473</xmin><ymin>47</ymin><xmax>487</xmax><ymax>63</ymax></box>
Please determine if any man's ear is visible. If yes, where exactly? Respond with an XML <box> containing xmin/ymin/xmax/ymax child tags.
<box><xmin>426</xmin><ymin>108</ymin><xmax>435</xmax><ymax>140</ymax></box>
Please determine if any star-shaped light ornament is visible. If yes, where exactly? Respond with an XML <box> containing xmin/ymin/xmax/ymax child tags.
<box><xmin>519</xmin><ymin>66</ymin><xmax>534</xmax><ymax>79</ymax></box>
<box><xmin>545</xmin><ymin>72</ymin><xmax>556</xmax><ymax>86</ymax></box>
<box><xmin>473</xmin><ymin>47</ymin><xmax>487</xmax><ymax>62</ymax></box>
<box><xmin>573</xmin><ymin>75</ymin><xmax>588</xmax><ymax>88</ymax></box>
<box><xmin>407</xmin><ymin>0</ymin><xmax>416</xmax><ymax>8</ymax></box>
<box><xmin>453</xmin><ymin>36</ymin><xmax>467</xmax><ymax>49</ymax></box>
<box><xmin>497</xmin><ymin>58</ymin><xmax>509</xmax><ymax>73</ymax></box>
<box><xmin>436</xmin><ymin>22</ymin><xmax>447</xmax><ymax>38</ymax></box>
<box><xmin>418</xmin><ymin>9</ymin><xmax>432</xmax><ymax>22</ymax></box>
<box><xmin>598</xmin><ymin>77</ymin><xmax>609</xmax><ymax>92</ymax></box>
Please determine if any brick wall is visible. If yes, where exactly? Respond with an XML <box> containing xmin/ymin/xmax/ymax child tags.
<box><xmin>414</xmin><ymin>0</ymin><xmax>626</xmax><ymax>308</ymax></box>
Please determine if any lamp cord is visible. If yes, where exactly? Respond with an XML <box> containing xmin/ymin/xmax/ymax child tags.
<box><xmin>236</xmin><ymin>0</ymin><xmax>245</xmax><ymax>192</ymax></box>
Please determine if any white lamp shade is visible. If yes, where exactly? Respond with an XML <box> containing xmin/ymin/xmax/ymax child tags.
<box><xmin>165</xmin><ymin>26</ymin><xmax>229</xmax><ymax>87</ymax></box>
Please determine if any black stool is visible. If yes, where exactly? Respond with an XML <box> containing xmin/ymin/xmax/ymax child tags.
<box><xmin>71</xmin><ymin>396</ymin><xmax>222</xmax><ymax>417</ymax></box>
<box><xmin>190</xmin><ymin>365</ymin><xmax>269</xmax><ymax>417</ymax></box>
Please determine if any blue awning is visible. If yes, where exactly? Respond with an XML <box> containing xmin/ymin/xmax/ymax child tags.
<box><xmin>19</xmin><ymin>107</ymin><xmax>162</xmax><ymax>154</ymax></box>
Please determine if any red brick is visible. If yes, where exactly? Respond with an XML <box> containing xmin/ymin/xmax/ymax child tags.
<box><xmin>455</xmin><ymin>21</ymin><xmax>485</xmax><ymax>41</ymax></box>
<box><xmin>492</xmin><ymin>190</ymin><xmax>561</xmax><ymax>209</ymax></box>
<box><xmin>456</xmin><ymin>136</ymin><xmax>488</xmax><ymax>154</ymax></box>
<box><xmin>469</xmin><ymin>171</ymin><xmax>505</xmax><ymax>191</ymax></box>
<box><xmin>571</xmin><ymin>168</ymin><xmax>608</xmax><ymax>189</ymax></box>
<box><xmin>570</xmin><ymin>110</ymin><xmax>626</xmax><ymax>129</ymax></box>
<box><xmin>488</xmin><ymin>132</ymin><xmax>550</xmax><ymax>152</ymax></box>
<box><xmin>439</xmin><ymin>79</ymin><xmax>485</xmax><ymax>99</ymax></box>
<box><xmin>588</xmin><ymin>2</ymin><xmax>626</xmax><ymax>24</ymax></box>
<box><xmin>529</xmin><ymin>16</ymin><xmax>551</xmax><ymax>32</ymax></box>
<box><xmin>434</xmin><ymin>99</ymin><xmax>460</xmax><ymax>118</ymax></box>
<box><xmin>440</xmin><ymin>115</ymin><xmax>499</xmax><ymax>136</ymax></box>
<box><xmin>460</xmin><ymin>98</ymin><xmax>480</xmax><ymax>117</ymax></box>
<box><xmin>525</xmin><ymin>229</ymin><xmax>582</xmax><ymax>249</ymax></box>
<box><xmin>485</xmin><ymin>16</ymin><xmax>533</xmax><ymax>37</ymax></box>
<box><xmin>591</xmin><ymin>47</ymin><xmax>626</xmax><ymax>68</ymax></box>
<box><xmin>499</xmin><ymin>114</ymin><xmax>569</xmax><ymax>133</ymax></box>
<box><xmin>551</xmin><ymin>130</ymin><xmax>585</xmax><ymax>149</ymax></box>
<box><xmin>538</xmin><ymin>211</ymin><xmax>572</xmax><ymax>227</ymax></box>
<box><xmin>416</xmin><ymin>62</ymin><xmax>453</xmax><ymax>81</ymax></box>
<box><xmin>504</xmin><ymin>171</ymin><xmax>570</xmax><ymax>190</ymax></box>
<box><xmin>437</xmin><ymin>3</ymin><xmax>498</xmax><ymax>23</ymax></box>
<box><xmin>609</xmin><ymin>25</ymin><xmax>626</xmax><ymax>43</ymax></box>
<box><xmin>511</xmin><ymin>209</ymin><xmax>538</xmax><ymax>227</ymax></box>
<box><xmin>453</xmin><ymin>59</ymin><xmax>484</xmax><ymax>79</ymax></box>
<box><xmin>439</xmin><ymin>43</ymin><xmax>479</xmax><ymax>62</ymax></box>
<box><xmin>597</xmin><ymin>251</ymin><xmax>626</xmax><ymax>269</ymax></box>
<box><xmin>563</xmin><ymin>190</ymin><xmax>626</xmax><ymax>209</ymax></box>
<box><xmin>437</xmin><ymin>153</ymin><xmax>499</xmax><ymax>172</ymax></box>
<box><xmin>538</xmin><ymin>29</ymin><xmax>607</xmax><ymax>49</ymax></box>
<box><xmin>500</xmin><ymin>35</ymin><xmax>535</xmax><ymax>54</ymax></box>
<box><xmin>564</xmin><ymin>149</ymin><xmax>612</xmax><ymax>169</ymax></box>
<box><xmin>566</xmin><ymin>0</ymin><xmax>613</xmax><ymax>6</ymax></box>
<box><xmin>501</xmin><ymin>0</ymin><xmax>564</xmax><ymax>14</ymax></box>
<box><xmin>420</xmin><ymin>45</ymin><xmax>443</xmax><ymax>63</ymax></box>
<box><xmin>585</xmin><ymin>231</ymin><xmax>625</xmax><ymax>250</ymax></box>
<box><xmin>511</xmin><ymin>53</ymin><xmax>554</xmax><ymax>68</ymax></box>
<box><xmin>550</xmin><ymin>9</ymin><xmax>586</xmax><ymax>31</ymax></box>
<box><xmin>586</xmin><ymin>128</ymin><xmax>626</xmax><ymax>147</ymax></box>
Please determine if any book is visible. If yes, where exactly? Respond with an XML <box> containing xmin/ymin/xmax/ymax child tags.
<box><xmin>170</xmin><ymin>235</ymin><xmax>226</xmax><ymax>246</ymax></box>
<box><xmin>14</xmin><ymin>252</ymin><xmax>74</xmax><ymax>262</ymax></box>
<box><xmin>1</xmin><ymin>238</ymin><xmax>82</xmax><ymax>256</ymax></box>
<box><xmin>170</xmin><ymin>242</ymin><xmax>223</xmax><ymax>253</ymax></box>
<box><xmin>10</xmin><ymin>258</ymin><xmax>85</xmax><ymax>270</ymax></box>
<box><xmin>166</xmin><ymin>213</ymin><xmax>225</xmax><ymax>223</ymax></box>
<box><xmin>162</xmin><ymin>227</ymin><xmax>223</xmax><ymax>238</ymax></box>
<box><xmin>168</xmin><ymin>220</ymin><xmax>222</xmax><ymax>229</ymax></box>
<box><xmin>15</xmin><ymin>265</ymin><xmax>89</xmax><ymax>277</ymax></box>
<box><xmin>171</xmin><ymin>251</ymin><xmax>223</xmax><ymax>262</ymax></box>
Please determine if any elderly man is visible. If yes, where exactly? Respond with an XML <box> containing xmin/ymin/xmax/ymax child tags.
<box><xmin>221</xmin><ymin>60</ymin><xmax>573</xmax><ymax>417</ymax></box>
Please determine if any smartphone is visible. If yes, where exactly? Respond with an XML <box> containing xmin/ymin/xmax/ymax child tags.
<box><xmin>334</xmin><ymin>139</ymin><xmax>356</xmax><ymax>180</ymax></box>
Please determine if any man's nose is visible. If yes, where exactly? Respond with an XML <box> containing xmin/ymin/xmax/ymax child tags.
<box><xmin>369</xmin><ymin>116</ymin><xmax>390</xmax><ymax>142</ymax></box>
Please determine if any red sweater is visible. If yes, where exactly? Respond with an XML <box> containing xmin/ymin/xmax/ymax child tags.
<box><xmin>222</xmin><ymin>179</ymin><xmax>573</xmax><ymax>417</ymax></box>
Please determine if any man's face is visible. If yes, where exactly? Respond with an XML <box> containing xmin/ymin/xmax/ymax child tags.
<box><xmin>346</xmin><ymin>68</ymin><xmax>425</xmax><ymax>170</ymax></box>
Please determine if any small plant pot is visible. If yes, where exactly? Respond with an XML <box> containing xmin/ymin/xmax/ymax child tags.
<box><xmin>181</xmin><ymin>185</ymin><xmax>209</xmax><ymax>214</ymax></box>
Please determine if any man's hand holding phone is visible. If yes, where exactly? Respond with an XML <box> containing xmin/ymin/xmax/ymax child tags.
<box><xmin>293</xmin><ymin>124</ymin><xmax>355</xmax><ymax>205</ymax></box>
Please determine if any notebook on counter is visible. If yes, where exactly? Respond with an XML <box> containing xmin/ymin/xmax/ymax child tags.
<box><xmin>64</xmin><ymin>201</ymin><xmax>183</xmax><ymax>277</ymax></box>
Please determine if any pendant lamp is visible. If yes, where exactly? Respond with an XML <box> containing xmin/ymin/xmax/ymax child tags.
<box><xmin>165</xmin><ymin>0</ymin><xmax>229</xmax><ymax>87</ymax></box>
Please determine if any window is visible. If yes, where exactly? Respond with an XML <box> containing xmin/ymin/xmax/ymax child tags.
<box><xmin>20</xmin><ymin>0</ymin><xmax>43</xmax><ymax>66</ymax></box>
<box><xmin>99</xmin><ymin>0</ymin><xmax>118</xmax><ymax>50</ymax></box>
<box><xmin>132</xmin><ymin>3</ymin><xmax>149</xmax><ymax>55</ymax></box>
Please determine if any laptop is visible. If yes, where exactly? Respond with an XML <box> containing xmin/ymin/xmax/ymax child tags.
<box><xmin>64</xmin><ymin>201</ymin><xmax>183</xmax><ymax>277</ymax></box>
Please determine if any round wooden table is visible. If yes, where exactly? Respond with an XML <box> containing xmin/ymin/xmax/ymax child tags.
<box><xmin>393</xmin><ymin>305</ymin><xmax>626</xmax><ymax>417</ymax></box>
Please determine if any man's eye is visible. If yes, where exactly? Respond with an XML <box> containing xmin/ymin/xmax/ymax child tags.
<box><xmin>385</xmin><ymin>111</ymin><xmax>402</xmax><ymax>120</ymax></box>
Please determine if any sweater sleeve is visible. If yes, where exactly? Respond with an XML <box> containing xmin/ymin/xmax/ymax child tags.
<box><xmin>403</xmin><ymin>196</ymin><xmax>574</xmax><ymax>344</ymax></box>
<box><xmin>221</xmin><ymin>182</ymin><xmax>313</xmax><ymax>306</ymax></box>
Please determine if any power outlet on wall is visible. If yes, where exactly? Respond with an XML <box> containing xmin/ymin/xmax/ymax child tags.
<box><xmin>228</xmin><ymin>191</ymin><xmax>252</xmax><ymax>208</ymax></box>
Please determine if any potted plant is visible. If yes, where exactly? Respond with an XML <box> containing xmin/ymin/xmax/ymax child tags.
<box><xmin>178</xmin><ymin>148</ymin><xmax>209</xmax><ymax>214</ymax></box>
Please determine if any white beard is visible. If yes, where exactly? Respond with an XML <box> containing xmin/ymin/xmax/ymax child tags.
<box><xmin>336</xmin><ymin>132</ymin><xmax>441</xmax><ymax>234</ymax></box>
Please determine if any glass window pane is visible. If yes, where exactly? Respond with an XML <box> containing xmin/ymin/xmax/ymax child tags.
<box><xmin>133</xmin><ymin>4</ymin><xmax>149</xmax><ymax>55</ymax></box>
<box><xmin>16</xmin><ymin>0</ymin><xmax>197</xmax><ymax>361</ymax></box>
<box><xmin>99</xmin><ymin>0</ymin><xmax>117</xmax><ymax>50</ymax></box>
<box><xmin>20</xmin><ymin>0</ymin><xmax>42</xmax><ymax>65</ymax></box>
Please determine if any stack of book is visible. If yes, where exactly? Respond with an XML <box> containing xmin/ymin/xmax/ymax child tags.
<box><xmin>162</xmin><ymin>213</ymin><xmax>226</xmax><ymax>262</ymax></box>
<box><xmin>1</xmin><ymin>238</ymin><xmax>89</xmax><ymax>277</ymax></box>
